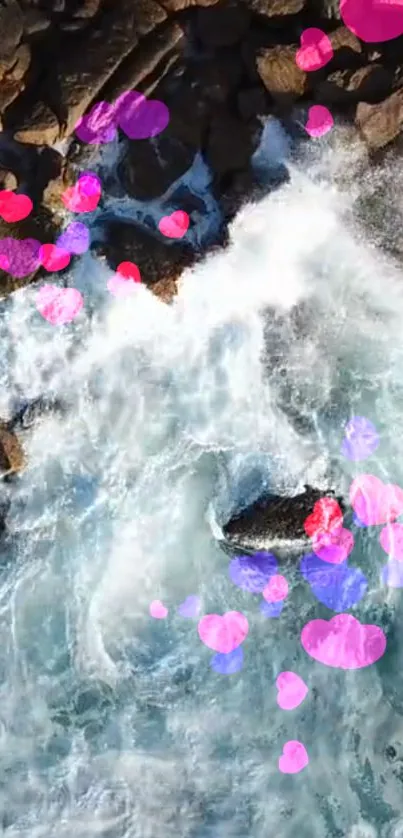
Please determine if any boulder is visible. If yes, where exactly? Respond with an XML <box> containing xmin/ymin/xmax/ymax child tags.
<box><xmin>13</xmin><ymin>101</ymin><xmax>60</xmax><ymax>145</ymax></box>
<box><xmin>205</xmin><ymin>112</ymin><xmax>256</xmax><ymax>176</ymax></box>
<box><xmin>195</xmin><ymin>0</ymin><xmax>250</xmax><ymax>47</ymax></box>
<box><xmin>315</xmin><ymin>65</ymin><xmax>394</xmax><ymax>107</ymax></box>
<box><xmin>0</xmin><ymin>423</ymin><xmax>25</xmax><ymax>476</ymax></box>
<box><xmin>0</xmin><ymin>169</ymin><xmax>18</xmax><ymax>190</ymax></box>
<box><xmin>256</xmin><ymin>45</ymin><xmax>307</xmax><ymax>101</ymax></box>
<box><xmin>356</xmin><ymin>88</ymin><xmax>403</xmax><ymax>151</ymax></box>
<box><xmin>158</xmin><ymin>0</ymin><xmax>220</xmax><ymax>9</ymax></box>
<box><xmin>246</xmin><ymin>0</ymin><xmax>306</xmax><ymax>14</ymax></box>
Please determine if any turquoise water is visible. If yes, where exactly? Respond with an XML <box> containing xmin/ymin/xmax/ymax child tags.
<box><xmin>1</xmin><ymin>126</ymin><xmax>403</xmax><ymax>836</ymax></box>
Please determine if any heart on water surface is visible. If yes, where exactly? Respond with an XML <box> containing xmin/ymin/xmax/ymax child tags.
<box><xmin>198</xmin><ymin>611</ymin><xmax>248</xmax><ymax>654</ymax></box>
<box><xmin>301</xmin><ymin>613</ymin><xmax>386</xmax><ymax>669</ymax></box>
<box><xmin>305</xmin><ymin>105</ymin><xmax>334</xmax><ymax>138</ymax></box>
<box><xmin>349</xmin><ymin>474</ymin><xmax>403</xmax><ymax>526</ymax></box>
<box><xmin>36</xmin><ymin>284</ymin><xmax>83</xmax><ymax>325</ymax></box>
<box><xmin>158</xmin><ymin>210</ymin><xmax>189</xmax><ymax>239</ymax></box>
<box><xmin>278</xmin><ymin>740</ymin><xmax>309</xmax><ymax>774</ymax></box>
<box><xmin>276</xmin><ymin>671</ymin><xmax>308</xmax><ymax>710</ymax></box>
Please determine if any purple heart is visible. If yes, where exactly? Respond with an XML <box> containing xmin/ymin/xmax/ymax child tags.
<box><xmin>300</xmin><ymin>552</ymin><xmax>367</xmax><ymax>611</ymax></box>
<box><xmin>115</xmin><ymin>91</ymin><xmax>170</xmax><ymax>140</ymax></box>
<box><xmin>210</xmin><ymin>646</ymin><xmax>244</xmax><ymax>674</ymax></box>
<box><xmin>353</xmin><ymin>513</ymin><xmax>367</xmax><ymax>528</ymax></box>
<box><xmin>75</xmin><ymin>101</ymin><xmax>118</xmax><ymax>144</ymax></box>
<box><xmin>56</xmin><ymin>222</ymin><xmax>90</xmax><ymax>255</ymax></box>
<box><xmin>0</xmin><ymin>237</ymin><xmax>41</xmax><ymax>278</ymax></box>
<box><xmin>381</xmin><ymin>559</ymin><xmax>403</xmax><ymax>588</ymax></box>
<box><xmin>260</xmin><ymin>600</ymin><xmax>283</xmax><ymax>618</ymax></box>
<box><xmin>341</xmin><ymin>416</ymin><xmax>379</xmax><ymax>462</ymax></box>
<box><xmin>229</xmin><ymin>552</ymin><xmax>278</xmax><ymax>593</ymax></box>
<box><xmin>177</xmin><ymin>595</ymin><xmax>201</xmax><ymax>619</ymax></box>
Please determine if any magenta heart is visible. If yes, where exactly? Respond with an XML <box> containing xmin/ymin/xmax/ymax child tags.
<box><xmin>0</xmin><ymin>237</ymin><xmax>41</xmax><ymax>278</ymax></box>
<box><xmin>158</xmin><ymin>210</ymin><xmax>190</xmax><ymax>239</ymax></box>
<box><xmin>295</xmin><ymin>27</ymin><xmax>333</xmax><ymax>72</ymax></box>
<box><xmin>278</xmin><ymin>740</ymin><xmax>309</xmax><ymax>774</ymax></box>
<box><xmin>350</xmin><ymin>474</ymin><xmax>403</xmax><ymax>526</ymax></box>
<box><xmin>115</xmin><ymin>91</ymin><xmax>170</xmax><ymax>140</ymax></box>
<box><xmin>305</xmin><ymin>105</ymin><xmax>334</xmax><ymax>138</ymax></box>
<box><xmin>75</xmin><ymin>101</ymin><xmax>118</xmax><ymax>144</ymax></box>
<box><xmin>197</xmin><ymin>611</ymin><xmax>248</xmax><ymax>653</ymax></box>
<box><xmin>341</xmin><ymin>0</ymin><xmax>403</xmax><ymax>43</ymax></box>
<box><xmin>301</xmin><ymin>613</ymin><xmax>386</xmax><ymax>670</ymax></box>
<box><xmin>276</xmin><ymin>671</ymin><xmax>308</xmax><ymax>710</ymax></box>
<box><xmin>311</xmin><ymin>526</ymin><xmax>354</xmax><ymax>564</ymax></box>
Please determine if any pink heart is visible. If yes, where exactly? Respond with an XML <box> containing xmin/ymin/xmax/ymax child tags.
<box><xmin>39</xmin><ymin>243</ymin><xmax>71</xmax><ymax>272</ymax></box>
<box><xmin>115</xmin><ymin>90</ymin><xmax>170</xmax><ymax>140</ymax></box>
<box><xmin>149</xmin><ymin>600</ymin><xmax>168</xmax><ymax>619</ymax></box>
<box><xmin>263</xmin><ymin>574</ymin><xmax>289</xmax><ymax>602</ymax></box>
<box><xmin>305</xmin><ymin>105</ymin><xmax>334</xmax><ymax>138</ymax></box>
<box><xmin>61</xmin><ymin>173</ymin><xmax>101</xmax><ymax>213</ymax></box>
<box><xmin>301</xmin><ymin>614</ymin><xmax>386</xmax><ymax>670</ymax></box>
<box><xmin>36</xmin><ymin>284</ymin><xmax>83</xmax><ymax>325</ymax></box>
<box><xmin>295</xmin><ymin>28</ymin><xmax>334</xmax><ymax>72</ymax></box>
<box><xmin>311</xmin><ymin>526</ymin><xmax>354</xmax><ymax>564</ymax></box>
<box><xmin>0</xmin><ymin>254</ymin><xmax>9</xmax><ymax>271</ymax></box>
<box><xmin>278</xmin><ymin>740</ymin><xmax>309</xmax><ymax>774</ymax></box>
<box><xmin>380</xmin><ymin>523</ymin><xmax>403</xmax><ymax>560</ymax></box>
<box><xmin>276</xmin><ymin>671</ymin><xmax>308</xmax><ymax>710</ymax></box>
<box><xmin>350</xmin><ymin>474</ymin><xmax>403</xmax><ymax>526</ymax></box>
<box><xmin>158</xmin><ymin>211</ymin><xmax>189</xmax><ymax>239</ymax></box>
<box><xmin>197</xmin><ymin>611</ymin><xmax>248</xmax><ymax>653</ymax></box>
<box><xmin>341</xmin><ymin>0</ymin><xmax>403</xmax><ymax>43</ymax></box>
<box><xmin>107</xmin><ymin>261</ymin><xmax>141</xmax><ymax>298</ymax></box>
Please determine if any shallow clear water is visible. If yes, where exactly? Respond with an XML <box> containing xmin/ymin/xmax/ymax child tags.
<box><xmin>2</xmin><ymin>124</ymin><xmax>403</xmax><ymax>837</ymax></box>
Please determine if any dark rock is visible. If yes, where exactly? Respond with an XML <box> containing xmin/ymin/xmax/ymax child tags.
<box><xmin>206</xmin><ymin>112</ymin><xmax>255</xmax><ymax>176</ymax></box>
<box><xmin>315</xmin><ymin>65</ymin><xmax>394</xmax><ymax>107</ymax></box>
<box><xmin>327</xmin><ymin>25</ymin><xmax>364</xmax><ymax>70</ymax></box>
<box><xmin>256</xmin><ymin>45</ymin><xmax>307</xmax><ymax>101</ymax></box>
<box><xmin>13</xmin><ymin>100</ymin><xmax>60</xmax><ymax>145</ymax></box>
<box><xmin>195</xmin><ymin>0</ymin><xmax>250</xmax><ymax>47</ymax></box>
<box><xmin>222</xmin><ymin>485</ymin><xmax>346</xmax><ymax>558</ymax></box>
<box><xmin>117</xmin><ymin>134</ymin><xmax>195</xmax><ymax>201</ymax></box>
<box><xmin>356</xmin><ymin>89</ymin><xmax>403</xmax><ymax>151</ymax></box>
<box><xmin>0</xmin><ymin>1</ymin><xmax>24</xmax><ymax>71</ymax></box>
<box><xmin>237</xmin><ymin>85</ymin><xmax>271</xmax><ymax>121</ymax></box>
<box><xmin>8</xmin><ymin>397</ymin><xmax>66</xmax><ymax>431</ymax></box>
<box><xmin>192</xmin><ymin>51</ymin><xmax>244</xmax><ymax>105</ymax></box>
<box><xmin>246</xmin><ymin>0</ymin><xmax>306</xmax><ymax>14</ymax></box>
<box><xmin>159</xmin><ymin>0</ymin><xmax>220</xmax><ymax>9</ymax></box>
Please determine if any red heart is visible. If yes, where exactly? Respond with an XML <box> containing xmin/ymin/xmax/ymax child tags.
<box><xmin>0</xmin><ymin>191</ymin><xmax>33</xmax><ymax>223</ymax></box>
<box><xmin>39</xmin><ymin>243</ymin><xmax>71</xmax><ymax>272</ymax></box>
<box><xmin>304</xmin><ymin>497</ymin><xmax>343</xmax><ymax>538</ymax></box>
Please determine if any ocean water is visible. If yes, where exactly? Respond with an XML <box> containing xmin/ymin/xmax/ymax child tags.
<box><xmin>1</xmin><ymin>121</ymin><xmax>403</xmax><ymax>837</ymax></box>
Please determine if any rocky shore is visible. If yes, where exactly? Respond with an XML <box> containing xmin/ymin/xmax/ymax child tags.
<box><xmin>0</xmin><ymin>0</ymin><xmax>403</xmax><ymax>303</ymax></box>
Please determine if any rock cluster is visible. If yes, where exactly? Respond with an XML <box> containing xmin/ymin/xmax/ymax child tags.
<box><xmin>0</xmin><ymin>0</ymin><xmax>402</xmax><ymax>299</ymax></box>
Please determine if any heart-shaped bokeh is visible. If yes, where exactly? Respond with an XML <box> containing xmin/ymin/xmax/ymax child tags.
<box><xmin>341</xmin><ymin>416</ymin><xmax>379</xmax><ymax>461</ymax></box>
<box><xmin>39</xmin><ymin>243</ymin><xmax>71</xmax><ymax>272</ymax></box>
<box><xmin>300</xmin><ymin>552</ymin><xmax>367</xmax><ymax>611</ymax></box>
<box><xmin>278</xmin><ymin>740</ymin><xmax>309</xmax><ymax>774</ymax></box>
<box><xmin>0</xmin><ymin>190</ymin><xmax>33</xmax><ymax>223</ymax></box>
<box><xmin>177</xmin><ymin>595</ymin><xmax>201</xmax><ymax>618</ymax></box>
<box><xmin>260</xmin><ymin>600</ymin><xmax>283</xmax><ymax>618</ymax></box>
<box><xmin>115</xmin><ymin>90</ymin><xmax>170</xmax><ymax>140</ymax></box>
<box><xmin>149</xmin><ymin>599</ymin><xmax>168</xmax><ymax>619</ymax></box>
<box><xmin>36</xmin><ymin>284</ymin><xmax>83</xmax><ymax>325</ymax></box>
<box><xmin>349</xmin><ymin>474</ymin><xmax>403</xmax><ymax>526</ymax></box>
<box><xmin>62</xmin><ymin>173</ymin><xmax>101</xmax><ymax>214</ymax></box>
<box><xmin>276</xmin><ymin>671</ymin><xmax>308</xmax><ymax>710</ymax></box>
<box><xmin>56</xmin><ymin>222</ymin><xmax>90</xmax><ymax>255</ymax></box>
<box><xmin>341</xmin><ymin>0</ymin><xmax>403</xmax><ymax>43</ymax></box>
<box><xmin>301</xmin><ymin>613</ymin><xmax>386</xmax><ymax>669</ymax></box>
<box><xmin>107</xmin><ymin>261</ymin><xmax>141</xmax><ymax>297</ymax></box>
<box><xmin>381</xmin><ymin>559</ymin><xmax>403</xmax><ymax>588</ymax></box>
<box><xmin>295</xmin><ymin>27</ymin><xmax>333</xmax><ymax>72</ymax></box>
<box><xmin>210</xmin><ymin>646</ymin><xmax>244</xmax><ymax>675</ymax></box>
<box><xmin>229</xmin><ymin>552</ymin><xmax>278</xmax><ymax>593</ymax></box>
<box><xmin>311</xmin><ymin>526</ymin><xmax>354</xmax><ymax>564</ymax></box>
<box><xmin>0</xmin><ymin>237</ymin><xmax>41</xmax><ymax>278</ymax></box>
<box><xmin>198</xmin><ymin>611</ymin><xmax>248</xmax><ymax>653</ymax></box>
<box><xmin>262</xmin><ymin>574</ymin><xmax>289</xmax><ymax>602</ymax></box>
<box><xmin>158</xmin><ymin>210</ymin><xmax>190</xmax><ymax>239</ymax></box>
<box><xmin>75</xmin><ymin>101</ymin><xmax>118</xmax><ymax>144</ymax></box>
<box><xmin>305</xmin><ymin>105</ymin><xmax>334</xmax><ymax>138</ymax></box>
<box><xmin>304</xmin><ymin>497</ymin><xmax>344</xmax><ymax>539</ymax></box>
<box><xmin>380</xmin><ymin>522</ymin><xmax>403</xmax><ymax>560</ymax></box>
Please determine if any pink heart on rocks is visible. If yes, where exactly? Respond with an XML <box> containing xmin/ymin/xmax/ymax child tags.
<box><xmin>305</xmin><ymin>105</ymin><xmax>334</xmax><ymax>138</ymax></box>
<box><xmin>301</xmin><ymin>614</ymin><xmax>386</xmax><ymax>670</ymax></box>
<box><xmin>115</xmin><ymin>90</ymin><xmax>170</xmax><ymax>140</ymax></box>
<box><xmin>36</xmin><ymin>284</ymin><xmax>83</xmax><ymax>325</ymax></box>
<box><xmin>276</xmin><ymin>671</ymin><xmax>308</xmax><ymax>710</ymax></box>
<box><xmin>158</xmin><ymin>210</ymin><xmax>190</xmax><ymax>239</ymax></box>
<box><xmin>350</xmin><ymin>474</ymin><xmax>403</xmax><ymax>526</ymax></box>
<box><xmin>62</xmin><ymin>173</ymin><xmax>101</xmax><ymax>214</ymax></box>
<box><xmin>39</xmin><ymin>243</ymin><xmax>71</xmax><ymax>272</ymax></box>
<box><xmin>295</xmin><ymin>28</ymin><xmax>334</xmax><ymax>72</ymax></box>
<box><xmin>198</xmin><ymin>611</ymin><xmax>248</xmax><ymax>653</ymax></box>
<box><xmin>279</xmin><ymin>740</ymin><xmax>309</xmax><ymax>774</ymax></box>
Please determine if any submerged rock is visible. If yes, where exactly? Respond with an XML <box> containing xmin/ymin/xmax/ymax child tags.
<box><xmin>0</xmin><ymin>422</ymin><xmax>25</xmax><ymax>476</ymax></box>
<box><xmin>222</xmin><ymin>485</ymin><xmax>345</xmax><ymax>558</ymax></box>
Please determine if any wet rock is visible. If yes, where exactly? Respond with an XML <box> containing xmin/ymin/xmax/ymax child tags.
<box><xmin>195</xmin><ymin>0</ymin><xmax>250</xmax><ymax>47</ymax></box>
<box><xmin>117</xmin><ymin>134</ymin><xmax>195</xmax><ymax>201</ymax></box>
<box><xmin>237</xmin><ymin>85</ymin><xmax>271</xmax><ymax>121</ymax></box>
<box><xmin>0</xmin><ymin>78</ymin><xmax>25</xmax><ymax>113</ymax></box>
<box><xmin>246</xmin><ymin>0</ymin><xmax>306</xmax><ymax>14</ymax></box>
<box><xmin>206</xmin><ymin>112</ymin><xmax>255</xmax><ymax>176</ymax></box>
<box><xmin>315</xmin><ymin>65</ymin><xmax>394</xmax><ymax>107</ymax></box>
<box><xmin>0</xmin><ymin>423</ymin><xmax>25</xmax><ymax>476</ymax></box>
<box><xmin>327</xmin><ymin>25</ymin><xmax>363</xmax><ymax>69</ymax></box>
<box><xmin>256</xmin><ymin>45</ymin><xmax>307</xmax><ymax>101</ymax></box>
<box><xmin>8</xmin><ymin>396</ymin><xmax>66</xmax><ymax>431</ymax></box>
<box><xmin>0</xmin><ymin>169</ymin><xmax>18</xmax><ymax>190</ymax></box>
<box><xmin>159</xmin><ymin>0</ymin><xmax>220</xmax><ymax>9</ymax></box>
<box><xmin>356</xmin><ymin>89</ymin><xmax>403</xmax><ymax>151</ymax></box>
<box><xmin>13</xmin><ymin>100</ymin><xmax>60</xmax><ymax>145</ymax></box>
<box><xmin>222</xmin><ymin>486</ymin><xmax>346</xmax><ymax>557</ymax></box>
<box><xmin>7</xmin><ymin>44</ymin><xmax>31</xmax><ymax>83</ymax></box>
<box><xmin>192</xmin><ymin>51</ymin><xmax>244</xmax><ymax>105</ymax></box>
<box><xmin>0</xmin><ymin>1</ymin><xmax>24</xmax><ymax>71</ymax></box>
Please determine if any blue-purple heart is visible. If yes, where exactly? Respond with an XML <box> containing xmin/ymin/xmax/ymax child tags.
<box><xmin>300</xmin><ymin>552</ymin><xmax>368</xmax><ymax>611</ymax></box>
<box><xmin>260</xmin><ymin>600</ymin><xmax>283</xmax><ymax>618</ymax></box>
<box><xmin>381</xmin><ymin>560</ymin><xmax>403</xmax><ymax>588</ymax></box>
<box><xmin>210</xmin><ymin>646</ymin><xmax>244</xmax><ymax>674</ymax></box>
<box><xmin>229</xmin><ymin>551</ymin><xmax>278</xmax><ymax>593</ymax></box>
<box><xmin>177</xmin><ymin>595</ymin><xmax>201</xmax><ymax>618</ymax></box>
<box><xmin>341</xmin><ymin>416</ymin><xmax>379</xmax><ymax>461</ymax></box>
<box><xmin>56</xmin><ymin>222</ymin><xmax>90</xmax><ymax>255</ymax></box>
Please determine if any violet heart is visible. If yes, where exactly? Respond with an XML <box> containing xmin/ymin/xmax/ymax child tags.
<box><xmin>341</xmin><ymin>416</ymin><xmax>379</xmax><ymax>461</ymax></box>
<box><xmin>229</xmin><ymin>551</ymin><xmax>278</xmax><ymax>593</ymax></box>
<box><xmin>381</xmin><ymin>559</ymin><xmax>403</xmax><ymax>588</ymax></box>
<box><xmin>177</xmin><ymin>595</ymin><xmax>201</xmax><ymax>618</ymax></box>
<box><xmin>0</xmin><ymin>237</ymin><xmax>41</xmax><ymax>278</ymax></box>
<box><xmin>115</xmin><ymin>90</ymin><xmax>170</xmax><ymax>140</ymax></box>
<box><xmin>56</xmin><ymin>222</ymin><xmax>90</xmax><ymax>255</ymax></box>
<box><xmin>75</xmin><ymin>101</ymin><xmax>118</xmax><ymax>144</ymax></box>
<box><xmin>299</xmin><ymin>552</ymin><xmax>367</xmax><ymax>611</ymax></box>
<box><xmin>210</xmin><ymin>646</ymin><xmax>244</xmax><ymax>675</ymax></box>
<box><xmin>260</xmin><ymin>600</ymin><xmax>283</xmax><ymax>618</ymax></box>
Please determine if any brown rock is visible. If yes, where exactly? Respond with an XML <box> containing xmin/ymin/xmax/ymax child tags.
<box><xmin>206</xmin><ymin>113</ymin><xmax>254</xmax><ymax>176</ymax></box>
<box><xmin>256</xmin><ymin>45</ymin><xmax>307</xmax><ymax>100</ymax></box>
<box><xmin>356</xmin><ymin>89</ymin><xmax>403</xmax><ymax>150</ymax></box>
<box><xmin>0</xmin><ymin>79</ymin><xmax>24</xmax><ymax>113</ymax></box>
<box><xmin>13</xmin><ymin>101</ymin><xmax>60</xmax><ymax>145</ymax></box>
<box><xmin>22</xmin><ymin>8</ymin><xmax>51</xmax><ymax>35</ymax></box>
<box><xmin>328</xmin><ymin>25</ymin><xmax>363</xmax><ymax>69</ymax></box>
<box><xmin>0</xmin><ymin>1</ymin><xmax>24</xmax><ymax>65</ymax></box>
<box><xmin>196</xmin><ymin>0</ymin><xmax>250</xmax><ymax>47</ymax></box>
<box><xmin>73</xmin><ymin>0</ymin><xmax>101</xmax><ymax>18</ymax></box>
<box><xmin>7</xmin><ymin>44</ymin><xmax>31</xmax><ymax>82</ymax></box>
<box><xmin>48</xmin><ymin>0</ymin><xmax>167</xmax><ymax>137</ymax></box>
<box><xmin>159</xmin><ymin>0</ymin><xmax>220</xmax><ymax>8</ymax></box>
<box><xmin>0</xmin><ymin>169</ymin><xmax>18</xmax><ymax>190</ymax></box>
<box><xmin>315</xmin><ymin>65</ymin><xmax>393</xmax><ymax>106</ymax></box>
<box><xmin>0</xmin><ymin>424</ymin><xmax>25</xmax><ymax>476</ymax></box>
<box><xmin>246</xmin><ymin>0</ymin><xmax>305</xmax><ymax>14</ymax></box>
